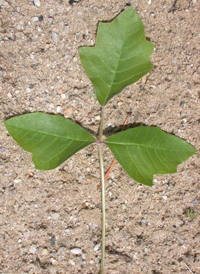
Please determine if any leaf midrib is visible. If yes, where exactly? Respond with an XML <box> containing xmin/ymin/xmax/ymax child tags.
<box><xmin>104</xmin><ymin>141</ymin><xmax>187</xmax><ymax>152</ymax></box>
<box><xmin>35</xmin><ymin>140</ymin><xmax>89</xmax><ymax>169</ymax></box>
<box><xmin>102</xmin><ymin>27</ymin><xmax>126</xmax><ymax>105</ymax></box>
<box><xmin>103</xmin><ymin>27</ymin><xmax>143</xmax><ymax>105</ymax></box>
<box><xmin>8</xmin><ymin>125</ymin><xmax>95</xmax><ymax>142</ymax></box>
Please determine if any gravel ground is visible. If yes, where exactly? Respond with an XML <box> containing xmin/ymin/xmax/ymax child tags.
<box><xmin>0</xmin><ymin>0</ymin><xmax>200</xmax><ymax>273</ymax></box>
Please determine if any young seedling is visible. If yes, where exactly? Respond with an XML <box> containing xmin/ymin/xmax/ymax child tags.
<box><xmin>3</xmin><ymin>7</ymin><xmax>197</xmax><ymax>273</ymax></box>
<box><xmin>185</xmin><ymin>209</ymin><xmax>196</xmax><ymax>220</ymax></box>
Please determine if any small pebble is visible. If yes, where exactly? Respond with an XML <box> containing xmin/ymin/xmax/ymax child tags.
<box><xmin>26</xmin><ymin>88</ymin><xmax>31</xmax><ymax>93</ymax></box>
<box><xmin>82</xmin><ymin>159</ymin><xmax>87</xmax><ymax>164</ymax></box>
<box><xmin>120</xmin><ymin>230</ymin><xmax>125</xmax><ymax>238</ymax></box>
<box><xmin>61</xmin><ymin>94</ymin><xmax>66</xmax><ymax>99</ymax></box>
<box><xmin>140</xmin><ymin>84</ymin><xmax>144</xmax><ymax>90</ymax></box>
<box><xmin>63</xmin><ymin>26</ymin><xmax>68</xmax><ymax>34</ymax></box>
<box><xmin>63</xmin><ymin>107</ymin><xmax>74</xmax><ymax>118</ymax></box>
<box><xmin>29</xmin><ymin>171</ymin><xmax>34</xmax><ymax>177</ymax></box>
<box><xmin>133</xmin><ymin>254</ymin><xmax>137</xmax><ymax>259</ymax></box>
<box><xmin>82</xmin><ymin>253</ymin><xmax>86</xmax><ymax>260</ymax></box>
<box><xmin>30</xmin><ymin>53</ymin><xmax>35</xmax><ymax>59</ymax></box>
<box><xmin>141</xmin><ymin>75</ymin><xmax>147</xmax><ymax>84</ymax></box>
<box><xmin>48</xmin><ymin>16</ymin><xmax>54</xmax><ymax>23</ymax></box>
<box><xmin>29</xmin><ymin>245</ymin><xmax>37</xmax><ymax>254</ymax></box>
<box><xmin>95</xmin><ymin>115</ymin><xmax>100</xmax><ymax>121</ymax></box>
<box><xmin>186</xmin><ymin>254</ymin><xmax>191</xmax><ymax>259</ymax></box>
<box><xmin>69</xmin><ymin>259</ymin><xmax>75</xmax><ymax>266</ymax></box>
<box><xmin>24</xmin><ymin>232</ymin><xmax>30</xmax><ymax>238</ymax></box>
<box><xmin>50</xmin><ymin>236</ymin><xmax>56</xmax><ymax>246</ymax></box>
<box><xmin>38</xmin><ymin>15</ymin><xmax>44</xmax><ymax>21</ymax></box>
<box><xmin>52</xmin><ymin>32</ymin><xmax>59</xmax><ymax>42</ymax></box>
<box><xmin>77</xmin><ymin>257</ymin><xmax>84</xmax><ymax>265</ymax></box>
<box><xmin>65</xmin><ymin>54</ymin><xmax>70</xmax><ymax>60</ymax></box>
<box><xmin>70</xmin><ymin>248</ymin><xmax>82</xmax><ymax>255</ymax></box>
<box><xmin>50</xmin><ymin>258</ymin><xmax>57</xmax><ymax>265</ymax></box>
<box><xmin>193</xmin><ymin>199</ymin><xmax>197</xmax><ymax>204</ymax></box>
<box><xmin>142</xmin><ymin>219</ymin><xmax>148</xmax><ymax>225</ymax></box>
<box><xmin>14</xmin><ymin>179</ymin><xmax>22</xmax><ymax>183</ymax></box>
<box><xmin>52</xmin><ymin>213</ymin><xmax>59</xmax><ymax>220</ymax></box>
<box><xmin>58</xmin><ymin>88</ymin><xmax>64</xmax><ymax>94</ymax></box>
<box><xmin>56</xmin><ymin>106</ymin><xmax>61</xmax><ymax>113</ymax></box>
<box><xmin>163</xmin><ymin>196</ymin><xmax>168</xmax><ymax>200</ymax></box>
<box><xmin>45</xmin><ymin>43</ymin><xmax>50</xmax><ymax>50</ymax></box>
<box><xmin>41</xmin><ymin>248</ymin><xmax>48</xmax><ymax>256</ymax></box>
<box><xmin>122</xmin><ymin>204</ymin><xmax>126</xmax><ymax>210</ymax></box>
<box><xmin>31</xmin><ymin>17</ymin><xmax>38</xmax><ymax>22</ymax></box>
<box><xmin>94</xmin><ymin>243</ymin><xmax>100</xmax><ymax>251</ymax></box>
<box><xmin>7</xmin><ymin>92</ymin><xmax>12</xmax><ymax>98</ymax></box>
<box><xmin>69</xmin><ymin>0</ymin><xmax>74</xmax><ymax>5</ymax></box>
<box><xmin>118</xmin><ymin>101</ymin><xmax>123</xmax><ymax>106</ymax></box>
<box><xmin>34</xmin><ymin>0</ymin><xmax>40</xmax><ymax>7</ymax></box>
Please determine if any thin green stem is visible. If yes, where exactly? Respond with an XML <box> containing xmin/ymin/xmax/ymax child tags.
<box><xmin>98</xmin><ymin>106</ymin><xmax>106</xmax><ymax>274</ymax></box>
<box><xmin>99</xmin><ymin>106</ymin><xmax>105</xmax><ymax>142</ymax></box>
<box><xmin>99</xmin><ymin>144</ymin><xmax>105</xmax><ymax>274</ymax></box>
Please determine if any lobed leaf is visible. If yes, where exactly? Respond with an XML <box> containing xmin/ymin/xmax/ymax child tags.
<box><xmin>79</xmin><ymin>6</ymin><xmax>154</xmax><ymax>106</ymax></box>
<box><xmin>104</xmin><ymin>127</ymin><xmax>197</xmax><ymax>186</ymax></box>
<box><xmin>4</xmin><ymin>113</ymin><xmax>96</xmax><ymax>170</ymax></box>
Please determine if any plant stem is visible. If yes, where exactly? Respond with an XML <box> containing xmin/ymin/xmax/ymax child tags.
<box><xmin>98</xmin><ymin>106</ymin><xmax>105</xmax><ymax>274</ymax></box>
<box><xmin>99</xmin><ymin>106</ymin><xmax>104</xmax><ymax>142</ymax></box>
<box><xmin>99</xmin><ymin>144</ymin><xmax>105</xmax><ymax>274</ymax></box>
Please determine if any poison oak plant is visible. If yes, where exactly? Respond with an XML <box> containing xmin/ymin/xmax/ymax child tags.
<box><xmin>4</xmin><ymin>7</ymin><xmax>197</xmax><ymax>273</ymax></box>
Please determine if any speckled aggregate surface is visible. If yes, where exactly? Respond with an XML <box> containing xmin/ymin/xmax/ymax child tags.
<box><xmin>0</xmin><ymin>0</ymin><xmax>200</xmax><ymax>273</ymax></box>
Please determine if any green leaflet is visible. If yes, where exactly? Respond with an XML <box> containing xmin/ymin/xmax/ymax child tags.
<box><xmin>4</xmin><ymin>113</ymin><xmax>96</xmax><ymax>170</ymax></box>
<box><xmin>79</xmin><ymin>6</ymin><xmax>154</xmax><ymax>106</ymax></box>
<box><xmin>104</xmin><ymin>127</ymin><xmax>197</xmax><ymax>186</ymax></box>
